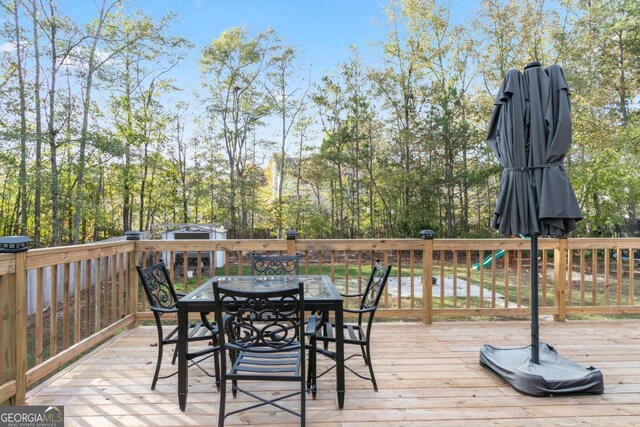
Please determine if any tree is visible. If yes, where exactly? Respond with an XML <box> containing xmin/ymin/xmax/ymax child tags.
<box><xmin>200</xmin><ymin>26</ymin><xmax>275</xmax><ymax>237</ymax></box>
<box><xmin>264</xmin><ymin>42</ymin><xmax>309</xmax><ymax>238</ymax></box>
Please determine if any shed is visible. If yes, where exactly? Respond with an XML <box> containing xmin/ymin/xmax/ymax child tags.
<box><xmin>161</xmin><ymin>225</ymin><xmax>227</xmax><ymax>276</ymax></box>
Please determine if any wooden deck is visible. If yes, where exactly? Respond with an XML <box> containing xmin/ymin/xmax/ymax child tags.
<box><xmin>26</xmin><ymin>320</ymin><xmax>640</xmax><ymax>426</ymax></box>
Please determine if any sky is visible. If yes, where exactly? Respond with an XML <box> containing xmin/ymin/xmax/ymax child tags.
<box><xmin>3</xmin><ymin>0</ymin><xmax>480</xmax><ymax>157</ymax></box>
<box><xmin>60</xmin><ymin>0</ymin><xmax>478</xmax><ymax>95</ymax></box>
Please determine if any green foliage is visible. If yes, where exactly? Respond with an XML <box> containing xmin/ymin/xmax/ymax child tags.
<box><xmin>1</xmin><ymin>0</ymin><xmax>639</xmax><ymax>244</ymax></box>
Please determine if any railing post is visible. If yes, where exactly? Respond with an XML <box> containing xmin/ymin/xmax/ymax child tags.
<box><xmin>554</xmin><ymin>236</ymin><xmax>568</xmax><ymax>322</ymax></box>
<box><xmin>0</xmin><ymin>236</ymin><xmax>31</xmax><ymax>405</ymax></box>
<box><xmin>420</xmin><ymin>230</ymin><xmax>435</xmax><ymax>324</ymax></box>
<box><xmin>125</xmin><ymin>231</ymin><xmax>140</xmax><ymax>327</ymax></box>
<box><xmin>286</xmin><ymin>229</ymin><xmax>296</xmax><ymax>256</ymax></box>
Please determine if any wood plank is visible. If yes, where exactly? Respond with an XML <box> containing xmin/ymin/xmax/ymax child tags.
<box><xmin>0</xmin><ymin>254</ymin><xmax>15</xmax><ymax>275</ymax></box>
<box><xmin>26</xmin><ymin>319</ymin><xmax>640</xmax><ymax>425</ymax></box>
<box><xmin>26</xmin><ymin>315</ymin><xmax>135</xmax><ymax>386</ymax></box>
<box><xmin>0</xmin><ymin>380</ymin><xmax>16</xmax><ymax>403</ymax></box>
<box><xmin>26</xmin><ymin>241</ymin><xmax>134</xmax><ymax>269</ymax></box>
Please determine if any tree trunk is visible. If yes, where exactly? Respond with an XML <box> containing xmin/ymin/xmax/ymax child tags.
<box><xmin>47</xmin><ymin>0</ymin><xmax>61</xmax><ymax>247</ymax></box>
<box><xmin>74</xmin><ymin>0</ymin><xmax>109</xmax><ymax>244</ymax></box>
<box><xmin>122</xmin><ymin>57</ymin><xmax>132</xmax><ymax>232</ymax></box>
<box><xmin>13</xmin><ymin>0</ymin><xmax>28</xmax><ymax>236</ymax></box>
<box><xmin>31</xmin><ymin>0</ymin><xmax>43</xmax><ymax>246</ymax></box>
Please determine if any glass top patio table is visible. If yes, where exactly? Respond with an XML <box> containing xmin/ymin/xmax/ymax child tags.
<box><xmin>183</xmin><ymin>275</ymin><xmax>342</xmax><ymax>302</ymax></box>
<box><xmin>176</xmin><ymin>275</ymin><xmax>346</xmax><ymax>411</ymax></box>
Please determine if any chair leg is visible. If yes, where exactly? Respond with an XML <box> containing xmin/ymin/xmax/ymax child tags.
<box><xmin>218</xmin><ymin>375</ymin><xmax>226</xmax><ymax>427</ymax></box>
<box><xmin>360</xmin><ymin>343</ymin><xmax>369</xmax><ymax>365</ymax></box>
<box><xmin>364</xmin><ymin>342</ymin><xmax>378</xmax><ymax>392</ymax></box>
<box><xmin>307</xmin><ymin>337</ymin><xmax>317</xmax><ymax>398</ymax></box>
<box><xmin>151</xmin><ymin>342</ymin><xmax>163</xmax><ymax>390</ymax></box>
<box><xmin>213</xmin><ymin>347</ymin><xmax>221</xmax><ymax>390</ymax></box>
<box><xmin>301</xmin><ymin>371</ymin><xmax>306</xmax><ymax>427</ymax></box>
<box><xmin>171</xmin><ymin>346</ymin><xmax>178</xmax><ymax>365</ymax></box>
<box><xmin>322</xmin><ymin>317</ymin><xmax>330</xmax><ymax>351</ymax></box>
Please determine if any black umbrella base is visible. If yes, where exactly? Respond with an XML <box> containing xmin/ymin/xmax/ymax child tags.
<box><xmin>480</xmin><ymin>343</ymin><xmax>604</xmax><ymax>397</ymax></box>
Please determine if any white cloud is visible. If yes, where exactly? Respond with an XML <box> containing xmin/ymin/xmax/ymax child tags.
<box><xmin>1</xmin><ymin>42</ymin><xmax>14</xmax><ymax>53</ymax></box>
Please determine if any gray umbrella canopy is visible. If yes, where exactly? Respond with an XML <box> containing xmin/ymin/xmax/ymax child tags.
<box><xmin>487</xmin><ymin>69</ymin><xmax>538</xmax><ymax>236</ymax></box>
<box><xmin>525</xmin><ymin>62</ymin><xmax>582</xmax><ymax>237</ymax></box>
<box><xmin>488</xmin><ymin>63</ymin><xmax>582</xmax><ymax>237</ymax></box>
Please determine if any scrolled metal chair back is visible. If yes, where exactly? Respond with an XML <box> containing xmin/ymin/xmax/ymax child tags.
<box><xmin>251</xmin><ymin>254</ymin><xmax>300</xmax><ymax>276</ymax></box>
<box><xmin>213</xmin><ymin>282</ymin><xmax>304</xmax><ymax>352</ymax></box>
<box><xmin>137</xmin><ymin>261</ymin><xmax>179</xmax><ymax>309</ymax></box>
<box><xmin>361</xmin><ymin>260</ymin><xmax>392</xmax><ymax>312</ymax></box>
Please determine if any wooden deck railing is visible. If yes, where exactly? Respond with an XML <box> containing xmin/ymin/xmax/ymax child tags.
<box><xmin>2</xmin><ymin>234</ymin><xmax>640</xmax><ymax>405</ymax></box>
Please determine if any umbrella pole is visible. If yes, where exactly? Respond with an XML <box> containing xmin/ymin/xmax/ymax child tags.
<box><xmin>531</xmin><ymin>234</ymin><xmax>539</xmax><ymax>364</ymax></box>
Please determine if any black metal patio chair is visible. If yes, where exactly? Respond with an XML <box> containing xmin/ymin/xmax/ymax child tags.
<box><xmin>136</xmin><ymin>261</ymin><xmax>220</xmax><ymax>390</ymax></box>
<box><xmin>250</xmin><ymin>253</ymin><xmax>300</xmax><ymax>276</ymax></box>
<box><xmin>212</xmin><ymin>280</ymin><xmax>308</xmax><ymax>426</ymax></box>
<box><xmin>307</xmin><ymin>260</ymin><xmax>392</xmax><ymax>394</ymax></box>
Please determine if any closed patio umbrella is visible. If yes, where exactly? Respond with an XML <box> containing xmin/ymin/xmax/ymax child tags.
<box><xmin>479</xmin><ymin>62</ymin><xmax>603</xmax><ymax>397</ymax></box>
<box><xmin>486</xmin><ymin>68</ymin><xmax>538</xmax><ymax>238</ymax></box>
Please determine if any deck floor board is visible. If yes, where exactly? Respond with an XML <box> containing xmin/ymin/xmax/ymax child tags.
<box><xmin>27</xmin><ymin>320</ymin><xmax>640</xmax><ymax>426</ymax></box>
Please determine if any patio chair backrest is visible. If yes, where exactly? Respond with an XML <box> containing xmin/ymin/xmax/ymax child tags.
<box><xmin>359</xmin><ymin>260</ymin><xmax>392</xmax><ymax>324</ymax></box>
<box><xmin>136</xmin><ymin>261</ymin><xmax>179</xmax><ymax>310</ymax></box>
<box><xmin>212</xmin><ymin>281</ymin><xmax>305</xmax><ymax>353</ymax></box>
<box><xmin>250</xmin><ymin>254</ymin><xmax>300</xmax><ymax>276</ymax></box>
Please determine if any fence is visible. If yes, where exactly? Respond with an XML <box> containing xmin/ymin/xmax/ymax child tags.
<box><xmin>2</xmin><ymin>233</ymin><xmax>640</xmax><ymax>405</ymax></box>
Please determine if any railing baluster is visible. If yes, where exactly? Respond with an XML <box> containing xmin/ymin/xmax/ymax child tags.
<box><xmin>409</xmin><ymin>250</ymin><xmax>415</xmax><ymax>308</ymax></box>
<box><xmin>50</xmin><ymin>264</ymin><xmax>58</xmax><ymax>357</ymax></box>
<box><xmin>63</xmin><ymin>263</ymin><xmax>70</xmax><ymax>350</ymax></box>
<box><xmin>439</xmin><ymin>250</ymin><xmax>445</xmax><ymax>308</ymax></box>
<box><xmin>452</xmin><ymin>250</ymin><xmax>458</xmax><ymax>308</ymax></box>
<box><xmin>396</xmin><ymin>250</ymin><xmax>401</xmax><ymax>309</ymax></box>
<box><xmin>541</xmin><ymin>249</ymin><xmax>548</xmax><ymax>307</ymax></box>
<box><xmin>491</xmin><ymin>250</ymin><xmax>497</xmax><ymax>308</ymax></box>
<box><xmin>196</xmin><ymin>252</ymin><xmax>202</xmax><ymax>287</ymax></box>
<box><xmin>479</xmin><ymin>250</ymin><xmax>484</xmax><ymax>309</ymax></box>
<box><xmin>330</xmin><ymin>250</ymin><xmax>336</xmax><ymax>285</ymax></box>
<box><xmin>466</xmin><ymin>250</ymin><xmax>471</xmax><ymax>309</ymax></box>
<box><xmin>74</xmin><ymin>260</ymin><xmax>81</xmax><ymax>343</ymax></box>
<box><xmin>604</xmin><ymin>249</ymin><xmax>610</xmax><ymax>306</ymax></box>
<box><xmin>182</xmin><ymin>250</ymin><xmax>188</xmax><ymax>292</ymax></box>
<box><xmin>85</xmin><ymin>259</ymin><xmax>91</xmax><ymax>335</ymax></box>
<box><xmin>629</xmin><ymin>253</ymin><xmax>634</xmax><ymax>305</ymax></box>
<box><xmin>503</xmin><ymin>250</ymin><xmax>509</xmax><ymax>308</ymax></box>
<box><xmin>344</xmin><ymin>250</ymin><xmax>350</xmax><ymax>297</ymax></box>
<box><xmin>111</xmin><ymin>255</ymin><xmax>117</xmax><ymax>323</ymax></box>
<box><xmin>35</xmin><ymin>267</ymin><xmax>43</xmax><ymax>364</ymax></box>
<box><xmin>616</xmin><ymin>249</ymin><xmax>622</xmax><ymax>305</ymax></box>
<box><xmin>102</xmin><ymin>256</ymin><xmax>108</xmax><ymax>328</ymax></box>
<box><xmin>516</xmin><ymin>250</ymin><xmax>522</xmax><ymax>307</ymax></box>
<box><xmin>118</xmin><ymin>254</ymin><xmax>124</xmax><ymax>318</ymax></box>
<box><xmin>579</xmin><ymin>250</ymin><xmax>585</xmax><ymax>306</ymax></box>
<box><xmin>568</xmin><ymin>249</ymin><xmax>574</xmax><ymax>305</ymax></box>
<box><xmin>592</xmin><ymin>250</ymin><xmax>598</xmax><ymax>306</ymax></box>
<box><xmin>357</xmin><ymin>252</ymin><xmax>363</xmax><ymax>295</ymax></box>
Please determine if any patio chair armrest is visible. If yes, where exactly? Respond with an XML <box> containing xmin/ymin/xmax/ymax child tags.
<box><xmin>151</xmin><ymin>306</ymin><xmax>178</xmax><ymax>314</ymax></box>
<box><xmin>340</xmin><ymin>292</ymin><xmax>364</xmax><ymax>298</ymax></box>
<box><xmin>305</xmin><ymin>315</ymin><xmax>318</xmax><ymax>336</ymax></box>
<box><xmin>343</xmin><ymin>306</ymin><xmax>376</xmax><ymax>314</ymax></box>
<box><xmin>199</xmin><ymin>312</ymin><xmax>216</xmax><ymax>332</ymax></box>
<box><xmin>176</xmin><ymin>292</ymin><xmax>186</xmax><ymax>298</ymax></box>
